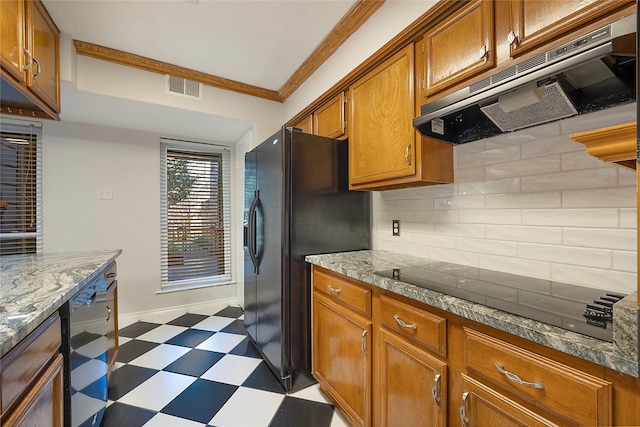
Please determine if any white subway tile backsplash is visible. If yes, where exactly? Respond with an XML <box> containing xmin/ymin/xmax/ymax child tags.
<box><xmin>458</xmin><ymin>209</ymin><xmax>522</xmax><ymax>225</ymax></box>
<box><xmin>613</xmin><ymin>250</ymin><xmax>637</xmax><ymax>273</ymax></box>
<box><xmin>380</xmin><ymin>188</ymin><xmax>415</xmax><ymax>200</ymax></box>
<box><xmin>561</xmin><ymin>150</ymin><xmax>610</xmax><ymax>171</ymax></box>
<box><xmin>456</xmin><ymin>237</ymin><xmax>517</xmax><ymax>256</ymax></box>
<box><xmin>523</xmin><ymin>209</ymin><xmax>619</xmax><ymax>227</ymax></box>
<box><xmin>620</xmin><ymin>209</ymin><xmax>637</xmax><ymax>228</ymax></box>
<box><xmin>562</xmin><ymin>187</ymin><xmax>636</xmax><ymax>208</ymax></box>
<box><xmin>458</xmin><ymin>145</ymin><xmax>520</xmax><ymax>169</ymax></box>
<box><xmin>486</xmin><ymin>156</ymin><xmax>561</xmax><ymax>179</ymax></box>
<box><xmin>478</xmin><ymin>254</ymin><xmax>552</xmax><ymax>279</ymax></box>
<box><xmin>458</xmin><ymin>178</ymin><xmax>521</xmax><ymax>195</ymax></box>
<box><xmin>485</xmin><ymin>192</ymin><xmax>561</xmax><ymax>209</ymax></box>
<box><xmin>521</xmin><ymin>168</ymin><xmax>618</xmax><ymax>192</ymax></box>
<box><xmin>520</xmin><ymin>135</ymin><xmax>584</xmax><ymax>159</ymax></box>
<box><xmin>486</xmin><ymin>225</ymin><xmax>563</xmax><ymax>244</ymax></box>
<box><xmin>415</xmin><ymin>210</ymin><xmax>459</xmax><ymax>224</ymax></box>
<box><xmin>563</xmin><ymin>228</ymin><xmax>636</xmax><ymax>251</ymax></box>
<box><xmin>518</xmin><ymin>243</ymin><xmax>612</xmax><ymax>269</ymax></box>
<box><xmin>551</xmin><ymin>264</ymin><xmax>636</xmax><ymax>294</ymax></box>
<box><xmin>453</xmin><ymin>166</ymin><xmax>485</xmax><ymax>182</ymax></box>
<box><xmin>434</xmin><ymin>194</ymin><xmax>485</xmax><ymax>210</ymax></box>
<box><xmin>373</xmin><ymin>112</ymin><xmax>636</xmax><ymax>292</ymax></box>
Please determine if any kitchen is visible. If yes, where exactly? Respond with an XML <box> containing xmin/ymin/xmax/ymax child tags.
<box><xmin>1</xmin><ymin>0</ymin><xmax>639</xmax><ymax>426</ymax></box>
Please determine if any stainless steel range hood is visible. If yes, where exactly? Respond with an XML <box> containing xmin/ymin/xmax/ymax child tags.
<box><xmin>413</xmin><ymin>13</ymin><xmax>637</xmax><ymax>145</ymax></box>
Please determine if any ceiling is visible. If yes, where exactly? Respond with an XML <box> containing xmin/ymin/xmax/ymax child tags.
<box><xmin>40</xmin><ymin>0</ymin><xmax>385</xmax><ymax>143</ymax></box>
<box><xmin>42</xmin><ymin>0</ymin><xmax>365</xmax><ymax>95</ymax></box>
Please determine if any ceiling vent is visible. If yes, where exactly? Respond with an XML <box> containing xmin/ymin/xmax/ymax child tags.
<box><xmin>165</xmin><ymin>75</ymin><xmax>203</xmax><ymax>100</ymax></box>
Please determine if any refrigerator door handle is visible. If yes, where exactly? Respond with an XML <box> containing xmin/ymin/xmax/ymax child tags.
<box><xmin>247</xmin><ymin>190</ymin><xmax>260</xmax><ymax>273</ymax></box>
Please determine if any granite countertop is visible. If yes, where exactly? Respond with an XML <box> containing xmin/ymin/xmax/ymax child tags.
<box><xmin>306</xmin><ymin>250</ymin><xmax>640</xmax><ymax>378</ymax></box>
<box><xmin>0</xmin><ymin>249</ymin><xmax>122</xmax><ymax>358</ymax></box>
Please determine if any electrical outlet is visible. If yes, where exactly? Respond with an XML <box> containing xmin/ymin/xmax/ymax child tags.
<box><xmin>392</xmin><ymin>219</ymin><xmax>400</xmax><ymax>236</ymax></box>
<box><xmin>97</xmin><ymin>187</ymin><xmax>113</xmax><ymax>200</ymax></box>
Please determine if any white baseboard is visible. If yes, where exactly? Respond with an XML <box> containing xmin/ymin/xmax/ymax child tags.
<box><xmin>118</xmin><ymin>297</ymin><xmax>240</xmax><ymax>328</ymax></box>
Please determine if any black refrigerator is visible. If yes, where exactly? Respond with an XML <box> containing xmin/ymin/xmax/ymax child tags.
<box><xmin>243</xmin><ymin>127</ymin><xmax>370</xmax><ymax>392</ymax></box>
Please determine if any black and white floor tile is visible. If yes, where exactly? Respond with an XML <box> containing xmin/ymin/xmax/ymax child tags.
<box><xmin>102</xmin><ymin>306</ymin><xmax>349</xmax><ymax>427</ymax></box>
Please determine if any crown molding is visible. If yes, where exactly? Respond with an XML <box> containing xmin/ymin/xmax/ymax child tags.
<box><xmin>73</xmin><ymin>0</ymin><xmax>384</xmax><ymax>103</ymax></box>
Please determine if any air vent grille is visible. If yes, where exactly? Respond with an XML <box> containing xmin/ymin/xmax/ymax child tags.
<box><xmin>166</xmin><ymin>75</ymin><xmax>202</xmax><ymax>100</ymax></box>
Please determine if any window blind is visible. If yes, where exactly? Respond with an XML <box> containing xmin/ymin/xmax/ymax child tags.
<box><xmin>0</xmin><ymin>119</ymin><xmax>42</xmax><ymax>256</ymax></box>
<box><xmin>160</xmin><ymin>139</ymin><xmax>232</xmax><ymax>290</ymax></box>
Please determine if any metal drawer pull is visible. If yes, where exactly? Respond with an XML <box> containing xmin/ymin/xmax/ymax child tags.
<box><xmin>360</xmin><ymin>329</ymin><xmax>368</xmax><ymax>354</ymax></box>
<box><xmin>479</xmin><ymin>45</ymin><xmax>488</xmax><ymax>61</ymax></box>
<box><xmin>507</xmin><ymin>31</ymin><xmax>518</xmax><ymax>46</ymax></box>
<box><xmin>431</xmin><ymin>373</ymin><xmax>441</xmax><ymax>406</ymax></box>
<box><xmin>459</xmin><ymin>392</ymin><xmax>470</xmax><ymax>427</ymax></box>
<box><xmin>23</xmin><ymin>49</ymin><xmax>33</xmax><ymax>70</ymax></box>
<box><xmin>327</xmin><ymin>286</ymin><xmax>341</xmax><ymax>295</ymax></box>
<box><xmin>32</xmin><ymin>57</ymin><xmax>41</xmax><ymax>79</ymax></box>
<box><xmin>394</xmin><ymin>314</ymin><xmax>417</xmax><ymax>330</ymax></box>
<box><xmin>404</xmin><ymin>144</ymin><xmax>411</xmax><ymax>165</ymax></box>
<box><xmin>495</xmin><ymin>363</ymin><xmax>545</xmax><ymax>389</ymax></box>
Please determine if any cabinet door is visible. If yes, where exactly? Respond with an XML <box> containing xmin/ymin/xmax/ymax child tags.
<box><xmin>0</xmin><ymin>0</ymin><xmax>26</xmax><ymax>83</ymax></box>
<box><xmin>459</xmin><ymin>374</ymin><xmax>556</xmax><ymax>427</ymax></box>
<box><xmin>313</xmin><ymin>293</ymin><xmax>371</xmax><ymax>427</ymax></box>
<box><xmin>293</xmin><ymin>114</ymin><xmax>313</xmax><ymax>134</ymax></box>
<box><xmin>26</xmin><ymin>0</ymin><xmax>60</xmax><ymax>113</ymax></box>
<box><xmin>348</xmin><ymin>44</ymin><xmax>415</xmax><ymax>188</ymax></box>
<box><xmin>314</xmin><ymin>92</ymin><xmax>345</xmax><ymax>139</ymax></box>
<box><xmin>508</xmin><ymin>0</ymin><xmax>631</xmax><ymax>57</ymax></box>
<box><xmin>3</xmin><ymin>353</ymin><xmax>64</xmax><ymax>427</ymax></box>
<box><xmin>377</xmin><ymin>329</ymin><xmax>447</xmax><ymax>427</ymax></box>
<box><xmin>424</xmin><ymin>0</ymin><xmax>495</xmax><ymax>97</ymax></box>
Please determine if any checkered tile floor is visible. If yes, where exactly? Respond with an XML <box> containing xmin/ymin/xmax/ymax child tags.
<box><xmin>102</xmin><ymin>306</ymin><xmax>348</xmax><ymax>427</ymax></box>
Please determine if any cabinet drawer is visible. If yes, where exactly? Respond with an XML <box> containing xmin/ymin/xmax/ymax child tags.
<box><xmin>1</xmin><ymin>312</ymin><xmax>62</xmax><ymax>415</ymax></box>
<box><xmin>313</xmin><ymin>267</ymin><xmax>371</xmax><ymax>318</ymax></box>
<box><xmin>464</xmin><ymin>328</ymin><xmax>611</xmax><ymax>426</ymax></box>
<box><xmin>379</xmin><ymin>295</ymin><xmax>446</xmax><ymax>357</ymax></box>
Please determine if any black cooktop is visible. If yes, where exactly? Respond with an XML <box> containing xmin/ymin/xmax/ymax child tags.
<box><xmin>374</xmin><ymin>261</ymin><xmax>625</xmax><ymax>342</ymax></box>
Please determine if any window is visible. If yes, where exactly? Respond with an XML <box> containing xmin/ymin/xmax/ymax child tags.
<box><xmin>160</xmin><ymin>139</ymin><xmax>232</xmax><ymax>291</ymax></box>
<box><xmin>0</xmin><ymin>119</ymin><xmax>42</xmax><ymax>256</ymax></box>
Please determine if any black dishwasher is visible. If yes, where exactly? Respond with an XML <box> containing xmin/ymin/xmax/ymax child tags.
<box><xmin>61</xmin><ymin>261</ymin><xmax>116</xmax><ymax>427</ymax></box>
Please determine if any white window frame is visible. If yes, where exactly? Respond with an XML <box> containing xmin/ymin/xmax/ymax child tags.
<box><xmin>160</xmin><ymin>138</ymin><xmax>233</xmax><ymax>292</ymax></box>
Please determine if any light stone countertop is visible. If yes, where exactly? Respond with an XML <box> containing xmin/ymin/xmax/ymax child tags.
<box><xmin>0</xmin><ymin>250</ymin><xmax>122</xmax><ymax>358</ymax></box>
<box><xmin>306</xmin><ymin>250</ymin><xmax>640</xmax><ymax>378</ymax></box>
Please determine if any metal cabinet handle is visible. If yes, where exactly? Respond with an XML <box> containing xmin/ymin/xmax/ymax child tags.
<box><xmin>495</xmin><ymin>362</ymin><xmax>545</xmax><ymax>389</ymax></box>
<box><xmin>459</xmin><ymin>391</ymin><xmax>470</xmax><ymax>426</ymax></box>
<box><xmin>507</xmin><ymin>31</ymin><xmax>518</xmax><ymax>46</ymax></box>
<box><xmin>106</xmin><ymin>305</ymin><xmax>111</xmax><ymax>322</ymax></box>
<box><xmin>479</xmin><ymin>45</ymin><xmax>488</xmax><ymax>61</ymax></box>
<box><xmin>360</xmin><ymin>329</ymin><xmax>368</xmax><ymax>354</ymax></box>
<box><xmin>23</xmin><ymin>49</ymin><xmax>33</xmax><ymax>70</ymax></box>
<box><xmin>431</xmin><ymin>373</ymin><xmax>441</xmax><ymax>406</ymax></box>
<box><xmin>327</xmin><ymin>286</ymin><xmax>341</xmax><ymax>295</ymax></box>
<box><xmin>404</xmin><ymin>144</ymin><xmax>411</xmax><ymax>165</ymax></box>
<box><xmin>394</xmin><ymin>314</ymin><xmax>417</xmax><ymax>330</ymax></box>
<box><xmin>32</xmin><ymin>57</ymin><xmax>41</xmax><ymax>79</ymax></box>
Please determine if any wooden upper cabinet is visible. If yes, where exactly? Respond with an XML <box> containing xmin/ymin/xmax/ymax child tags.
<box><xmin>26</xmin><ymin>0</ymin><xmax>60</xmax><ymax>113</ymax></box>
<box><xmin>348</xmin><ymin>44</ymin><xmax>416</xmax><ymax>188</ymax></box>
<box><xmin>314</xmin><ymin>91</ymin><xmax>346</xmax><ymax>139</ymax></box>
<box><xmin>0</xmin><ymin>0</ymin><xmax>60</xmax><ymax>119</ymax></box>
<box><xmin>423</xmin><ymin>0</ymin><xmax>495</xmax><ymax>97</ymax></box>
<box><xmin>293</xmin><ymin>114</ymin><xmax>313</xmax><ymax>134</ymax></box>
<box><xmin>1</xmin><ymin>0</ymin><xmax>27</xmax><ymax>83</ymax></box>
<box><xmin>508</xmin><ymin>0</ymin><xmax>633</xmax><ymax>57</ymax></box>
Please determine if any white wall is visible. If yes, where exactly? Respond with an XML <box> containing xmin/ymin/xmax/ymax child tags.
<box><xmin>41</xmin><ymin>120</ymin><xmax>239</xmax><ymax>318</ymax></box>
<box><xmin>373</xmin><ymin>103</ymin><xmax>637</xmax><ymax>294</ymax></box>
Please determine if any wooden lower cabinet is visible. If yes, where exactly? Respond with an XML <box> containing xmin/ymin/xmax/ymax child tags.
<box><xmin>459</xmin><ymin>374</ymin><xmax>556</xmax><ymax>427</ymax></box>
<box><xmin>1</xmin><ymin>312</ymin><xmax>64</xmax><ymax>426</ymax></box>
<box><xmin>312</xmin><ymin>291</ymin><xmax>371</xmax><ymax>426</ymax></box>
<box><xmin>376</xmin><ymin>329</ymin><xmax>447</xmax><ymax>427</ymax></box>
<box><xmin>310</xmin><ymin>265</ymin><xmax>640</xmax><ymax>427</ymax></box>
